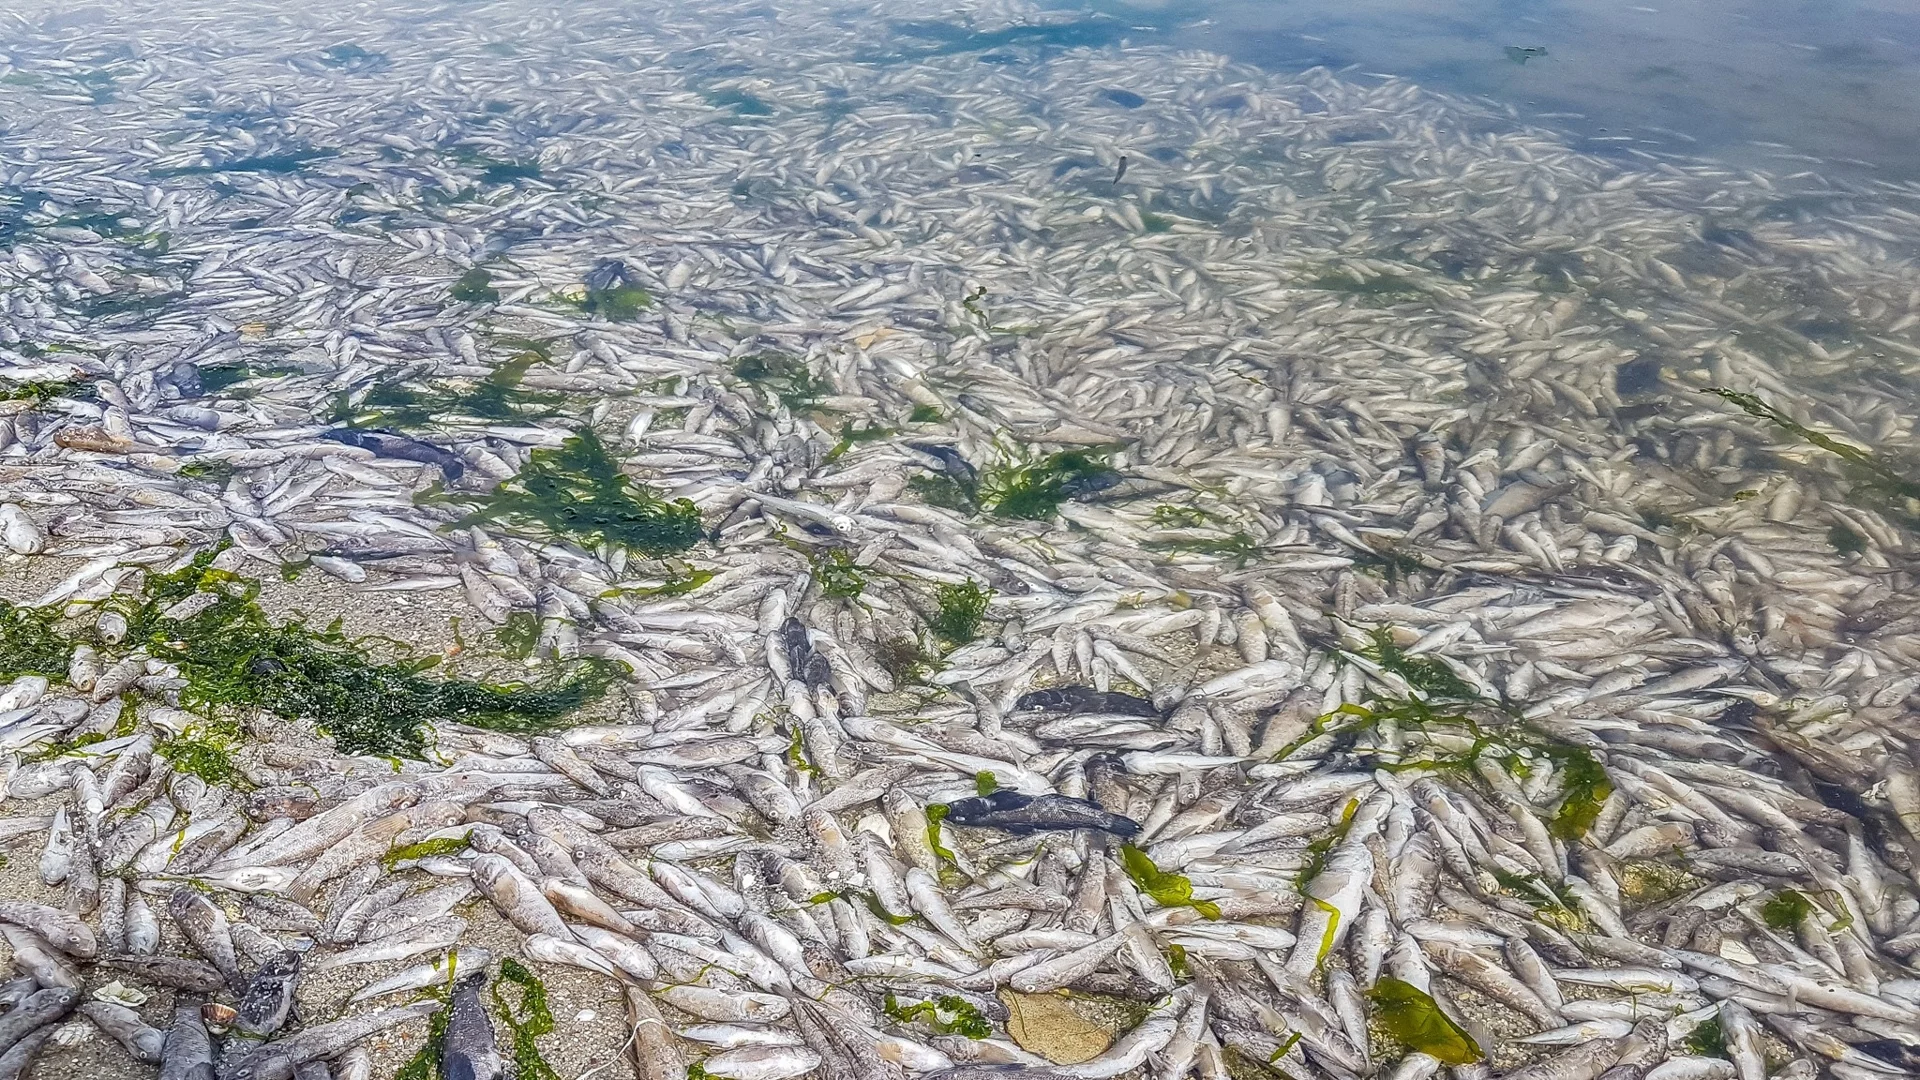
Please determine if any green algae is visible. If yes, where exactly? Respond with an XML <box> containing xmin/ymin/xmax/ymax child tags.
<box><xmin>785</xmin><ymin>723</ymin><xmax>817</xmax><ymax>777</ymax></box>
<box><xmin>733</xmin><ymin>351</ymin><xmax>830</xmax><ymax>412</ymax></box>
<box><xmin>197</xmin><ymin>363</ymin><xmax>283</xmax><ymax>396</ymax></box>
<box><xmin>336</xmin><ymin>351</ymin><xmax>565</xmax><ymax>429</ymax></box>
<box><xmin>155</xmin><ymin>721</ymin><xmax>250</xmax><ymax>789</ymax></box>
<box><xmin>598</xmin><ymin>566</ymin><xmax>714</xmax><ymax>600</ymax></box>
<box><xmin>1830</xmin><ymin>523</ymin><xmax>1869</xmax><ymax>554</ymax></box>
<box><xmin>825</xmin><ymin>420</ymin><xmax>896</xmax><ymax>462</ymax></box>
<box><xmin>1760</xmin><ymin>887</ymin><xmax>1815</xmax><ymax>930</ymax></box>
<box><xmin>383</xmin><ymin>834</ymin><xmax>471</xmax><ymax>870</ymax></box>
<box><xmin>1710</xmin><ymin>387</ymin><xmax>1920</xmax><ymax>525</ymax></box>
<box><xmin>973</xmin><ymin>770</ymin><xmax>999</xmax><ymax>796</ymax></box>
<box><xmin>908</xmin><ymin>472</ymin><xmax>978</xmax><ymax>513</ymax></box>
<box><xmin>976</xmin><ymin>449</ymin><xmax>1117</xmax><ymax>520</ymax></box>
<box><xmin>392</xmin><ymin>958</ymin><xmax>458</xmax><ymax>1080</ymax></box>
<box><xmin>808</xmin><ymin>547</ymin><xmax>868</xmax><ymax>600</ymax></box>
<box><xmin>1295</xmin><ymin>796</ymin><xmax>1360</xmax><ymax>890</ymax></box>
<box><xmin>577</xmin><ymin>281</ymin><xmax>651</xmax><ymax>321</ymax></box>
<box><xmin>177</xmin><ymin>459</ymin><xmax>238</xmax><ymax>484</ymax></box>
<box><xmin>1545</xmin><ymin>743</ymin><xmax>1613</xmax><ymax>840</ymax></box>
<box><xmin>494</xmin><ymin>611</ymin><xmax>541</xmax><ymax>661</ymax></box>
<box><xmin>883</xmin><ymin>993</ymin><xmax>991</xmax><ymax>1039</ymax></box>
<box><xmin>1353</xmin><ymin>626</ymin><xmax>1481</xmax><ymax>702</ymax></box>
<box><xmin>925</xmin><ymin>802</ymin><xmax>958</xmax><ymax>867</ymax></box>
<box><xmin>493</xmin><ymin>958</ymin><xmax>563</xmax><ymax>1080</ymax></box>
<box><xmin>1165</xmin><ymin>941</ymin><xmax>1190</xmax><ymax>979</ymax></box>
<box><xmin>1144</xmin><ymin>530</ymin><xmax>1264</xmax><ymax>568</ymax></box>
<box><xmin>0</xmin><ymin>601</ymin><xmax>75</xmax><ymax>682</ymax></box>
<box><xmin>1276</xmin><ymin>636</ymin><xmax>1613</xmax><ymax>841</ymax></box>
<box><xmin>874</xmin><ymin>635</ymin><xmax>944</xmax><ymax>686</ymax></box>
<box><xmin>449</xmin><ymin>429</ymin><xmax>702</xmax><ymax>558</ymax></box>
<box><xmin>1683</xmin><ymin>1015</ymin><xmax>1727</xmax><ymax>1058</ymax></box>
<box><xmin>1369</xmin><ymin>978</ymin><xmax>1481</xmax><ymax>1065</ymax></box>
<box><xmin>1120</xmin><ymin>844</ymin><xmax>1220</xmax><ymax>919</ymax></box>
<box><xmin>930</xmin><ymin>580</ymin><xmax>992</xmax><ymax>644</ymax></box>
<box><xmin>0</xmin><ymin>379</ymin><xmax>94</xmax><ymax>408</ymax></box>
<box><xmin>451</xmin><ymin>267</ymin><xmax>501</xmax><ymax>303</ymax></box>
<box><xmin>1149</xmin><ymin>504</ymin><xmax>1225</xmax><ymax>529</ymax></box>
<box><xmin>112</xmin><ymin>547</ymin><xmax>613</xmax><ymax>758</ymax></box>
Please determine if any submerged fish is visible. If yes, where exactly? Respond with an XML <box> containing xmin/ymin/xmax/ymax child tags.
<box><xmin>1015</xmin><ymin>686</ymin><xmax>1160</xmax><ymax>718</ymax></box>
<box><xmin>940</xmin><ymin>789</ymin><xmax>1141</xmax><ymax>837</ymax></box>
<box><xmin>321</xmin><ymin>429</ymin><xmax>465</xmax><ymax>480</ymax></box>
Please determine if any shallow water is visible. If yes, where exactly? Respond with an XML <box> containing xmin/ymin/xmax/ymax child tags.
<box><xmin>1</xmin><ymin>1</ymin><xmax>1920</xmax><ymax>1078</ymax></box>
<box><xmin>1152</xmin><ymin>0</ymin><xmax>1920</xmax><ymax>182</ymax></box>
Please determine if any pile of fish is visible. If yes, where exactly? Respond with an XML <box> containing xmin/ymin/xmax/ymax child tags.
<box><xmin>2</xmin><ymin>0</ymin><xmax>1920</xmax><ymax>1078</ymax></box>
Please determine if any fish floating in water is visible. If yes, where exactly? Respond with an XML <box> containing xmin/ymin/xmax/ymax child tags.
<box><xmin>940</xmin><ymin>789</ymin><xmax>1141</xmax><ymax>837</ymax></box>
<box><xmin>0</xmin><ymin>0</ymin><xmax>1914</xmax><ymax>1077</ymax></box>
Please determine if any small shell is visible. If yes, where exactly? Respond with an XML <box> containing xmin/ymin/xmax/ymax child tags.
<box><xmin>92</xmin><ymin>981</ymin><xmax>147</xmax><ymax>1007</ymax></box>
<box><xmin>202</xmin><ymin>1002</ymin><xmax>237</xmax><ymax>1034</ymax></box>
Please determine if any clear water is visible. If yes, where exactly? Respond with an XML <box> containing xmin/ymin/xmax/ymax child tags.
<box><xmin>1106</xmin><ymin>0</ymin><xmax>1920</xmax><ymax>182</ymax></box>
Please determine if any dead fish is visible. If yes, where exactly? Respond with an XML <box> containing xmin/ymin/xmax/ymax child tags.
<box><xmin>0</xmin><ymin>987</ymin><xmax>78</xmax><ymax>1056</ymax></box>
<box><xmin>1014</xmin><ymin>686</ymin><xmax>1159</xmax><ymax>718</ymax></box>
<box><xmin>232</xmin><ymin>951</ymin><xmax>303</xmax><ymax>1039</ymax></box>
<box><xmin>98</xmin><ymin>954</ymin><xmax>230</xmax><ymax>994</ymax></box>
<box><xmin>168</xmin><ymin>887</ymin><xmax>244</xmax><ymax>990</ymax></box>
<box><xmin>940</xmin><ymin>790</ymin><xmax>1140</xmax><ymax>838</ymax></box>
<box><xmin>160</xmin><ymin>1003</ymin><xmax>215</xmax><ymax>1080</ymax></box>
<box><xmin>470</xmin><ymin>854</ymin><xmax>573</xmax><ymax>939</ymax></box>
<box><xmin>0</xmin><ymin>900</ymin><xmax>98</xmax><ymax>958</ymax></box>
<box><xmin>224</xmin><ymin>1001</ymin><xmax>442</xmax><ymax>1080</ymax></box>
<box><xmin>0</xmin><ymin>925</ymin><xmax>78</xmax><ymax>987</ymax></box>
<box><xmin>79</xmin><ymin>1000</ymin><xmax>165</xmax><ymax>1063</ymax></box>
<box><xmin>442</xmin><ymin>969</ymin><xmax>505</xmax><ymax>1080</ymax></box>
<box><xmin>321</xmin><ymin>428</ymin><xmax>465</xmax><ymax>480</ymax></box>
<box><xmin>0</xmin><ymin>1027</ymin><xmax>54</xmax><ymax>1080</ymax></box>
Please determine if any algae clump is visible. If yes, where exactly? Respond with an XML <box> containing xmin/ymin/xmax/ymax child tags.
<box><xmin>1761</xmin><ymin>888</ymin><xmax>1815</xmax><ymax>930</ymax></box>
<box><xmin>451</xmin><ymin>429</ymin><xmax>702</xmax><ymax>558</ymax></box>
<box><xmin>977</xmin><ymin>449</ymin><xmax>1119</xmax><ymax>520</ymax></box>
<box><xmin>809</xmin><ymin>547</ymin><xmax>868</xmax><ymax>600</ymax></box>
<box><xmin>930</xmin><ymin>580</ymin><xmax>992</xmax><ymax>644</ymax></box>
<box><xmin>451</xmin><ymin>267</ymin><xmax>501</xmax><ymax>303</ymax></box>
<box><xmin>117</xmin><ymin>547</ymin><xmax>613</xmax><ymax>759</ymax></box>
<box><xmin>0</xmin><ymin>600</ymin><xmax>75</xmax><ymax>681</ymax></box>
<box><xmin>492</xmin><ymin>958</ymin><xmax>563</xmax><ymax>1080</ymax></box>
<box><xmin>156</xmin><ymin>722</ymin><xmax>250</xmax><ymax>789</ymax></box>
<box><xmin>733</xmin><ymin>351</ymin><xmax>830</xmax><ymax>413</ymax></box>
<box><xmin>1119</xmin><ymin>844</ymin><xmax>1220</xmax><ymax>919</ymax></box>
<box><xmin>1369</xmin><ymin>977</ymin><xmax>1481</xmax><ymax>1065</ymax></box>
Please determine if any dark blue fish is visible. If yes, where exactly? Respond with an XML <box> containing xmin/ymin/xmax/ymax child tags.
<box><xmin>584</xmin><ymin>259</ymin><xmax>638</xmax><ymax>294</ymax></box>
<box><xmin>1059</xmin><ymin>469</ymin><xmax>1124</xmax><ymax>499</ymax></box>
<box><xmin>441</xmin><ymin>971</ymin><xmax>503</xmax><ymax>1080</ymax></box>
<box><xmin>231</xmin><ymin>951</ymin><xmax>301</xmax><ymax>1039</ymax></box>
<box><xmin>1015</xmin><ymin>685</ymin><xmax>1159</xmax><ymax>718</ymax></box>
<box><xmin>321</xmin><ymin>428</ymin><xmax>464</xmax><ymax>480</ymax></box>
<box><xmin>908</xmin><ymin>442</ymin><xmax>978</xmax><ymax>486</ymax></box>
<box><xmin>779</xmin><ymin>616</ymin><xmax>813</xmax><ymax>677</ymax></box>
<box><xmin>941</xmin><ymin>789</ymin><xmax>1139</xmax><ymax>838</ymax></box>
